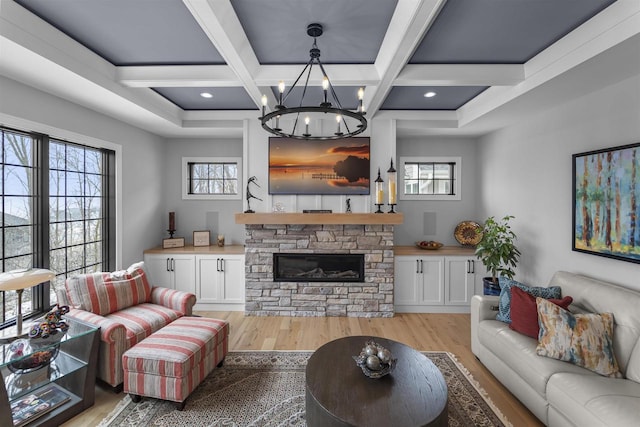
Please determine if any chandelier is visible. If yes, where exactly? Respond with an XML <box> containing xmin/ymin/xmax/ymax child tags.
<box><xmin>259</xmin><ymin>23</ymin><xmax>367</xmax><ymax>140</ymax></box>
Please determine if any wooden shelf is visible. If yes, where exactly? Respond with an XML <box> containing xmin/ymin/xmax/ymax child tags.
<box><xmin>235</xmin><ymin>212</ymin><xmax>404</xmax><ymax>225</ymax></box>
<box><xmin>394</xmin><ymin>245</ymin><xmax>476</xmax><ymax>256</ymax></box>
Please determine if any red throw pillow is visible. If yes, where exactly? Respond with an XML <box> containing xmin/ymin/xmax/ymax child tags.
<box><xmin>510</xmin><ymin>286</ymin><xmax>573</xmax><ymax>339</ymax></box>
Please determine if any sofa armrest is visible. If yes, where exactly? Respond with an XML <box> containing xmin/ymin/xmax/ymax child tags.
<box><xmin>64</xmin><ymin>308</ymin><xmax>126</xmax><ymax>345</ymax></box>
<box><xmin>150</xmin><ymin>287</ymin><xmax>196</xmax><ymax>316</ymax></box>
<box><xmin>470</xmin><ymin>295</ymin><xmax>500</xmax><ymax>357</ymax></box>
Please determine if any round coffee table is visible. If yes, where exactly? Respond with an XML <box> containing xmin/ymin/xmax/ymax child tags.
<box><xmin>305</xmin><ymin>336</ymin><xmax>447</xmax><ymax>427</ymax></box>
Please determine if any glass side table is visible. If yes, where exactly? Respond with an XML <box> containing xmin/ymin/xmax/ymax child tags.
<box><xmin>0</xmin><ymin>317</ymin><xmax>100</xmax><ymax>427</ymax></box>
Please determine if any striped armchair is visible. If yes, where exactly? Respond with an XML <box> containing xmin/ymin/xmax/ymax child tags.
<box><xmin>57</xmin><ymin>262</ymin><xmax>196</xmax><ymax>390</ymax></box>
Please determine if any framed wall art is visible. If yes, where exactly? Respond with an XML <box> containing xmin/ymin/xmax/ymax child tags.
<box><xmin>193</xmin><ymin>230</ymin><xmax>211</xmax><ymax>247</ymax></box>
<box><xmin>573</xmin><ymin>142</ymin><xmax>640</xmax><ymax>263</ymax></box>
<box><xmin>268</xmin><ymin>137</ymin><xmax>370</xmax><ymax>195</ymax></box>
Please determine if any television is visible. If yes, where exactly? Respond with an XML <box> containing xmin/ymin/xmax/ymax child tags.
<box><xmin>269</xmin><ymin>137</ymin><xmax>370</xmax><ymax>195</ymax></box>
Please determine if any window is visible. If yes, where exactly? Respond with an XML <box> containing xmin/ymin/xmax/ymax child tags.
<box><xmin>182</xmin><ymin>157</ymin><xmax>242</xmax><ymax>200</ymax></box>
<box><xmin>399</xmin><ymin>157</ymin><xmax>461</xmax><ymax>201</ymax></box>
<box><xmin>1</xmin><ymin>126</ymin><xmax>115</xmax><ymax>331</ymax></box>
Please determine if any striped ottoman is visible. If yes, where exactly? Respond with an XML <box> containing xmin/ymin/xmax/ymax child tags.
<box><xmin>122</xmin><ymin>316</ymin><xmax>229</xmax><ymax>410</ymax></box>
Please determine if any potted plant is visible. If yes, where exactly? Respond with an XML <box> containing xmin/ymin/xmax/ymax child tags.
<box><xmin>475</xmin><ymin>215</ymin><xmax>521</xmax><ymax>295</ymax></box>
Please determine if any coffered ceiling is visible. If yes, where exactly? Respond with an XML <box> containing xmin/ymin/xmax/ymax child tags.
<box><xmin>1</xmin><ymin>0</ymin><xmax>638</xmax><ymax>138</ymax></box>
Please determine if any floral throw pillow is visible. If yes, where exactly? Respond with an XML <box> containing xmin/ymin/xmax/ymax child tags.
<box><xmin>536</xmin><ymin>298</ymin><xmax>621</xmax><ymax>377</ymax></box>
<box><xmin>496</xmin><ymin>277</ymin><xmax>561</xmax><ymax>323</ymax></box>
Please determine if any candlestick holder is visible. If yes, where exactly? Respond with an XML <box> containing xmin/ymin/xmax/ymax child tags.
<box><xmin>388</xmin><ymin>204</ymin><xmax>396</xmax><ymax>213</ymax></box>
<box><xmin>167</xmin><ymin>229</ymin><xmax>176</xmax><ymax>238</ymax></box>
<box><xmin>375</xmin><ymin>203</ymin><xmax>384</xmax><ymax>213</ymax></box>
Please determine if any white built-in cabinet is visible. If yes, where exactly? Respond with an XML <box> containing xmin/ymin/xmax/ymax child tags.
<box><xmin>196</xmin><ymin>255</ymin><xmax>245</xmax><ymax>309</ymax></box>
<box><xmin>143</xmin><ymin>246</ymin><xmax>245</xmax><ymax>311</ymax></box>
<box><xmin>143</xmin><ymin>254</ymin><xmax>195</xmax><ymax>294</ymax></box>
<box><xmin>394</xmin><ymin>246</ymin><xmax>484</xmax><ymax>313</ymax></box>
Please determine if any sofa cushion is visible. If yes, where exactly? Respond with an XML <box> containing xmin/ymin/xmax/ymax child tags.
<box><xmin>550</xmin><ymin>271</ymin><xmax>640</xmax><ymax>380</ymax></box>
<box><xmin>547</xmin><ymin>372</ymin><xmax>640</xmax><ymax>427</ymax></box>
<box><xmin>106</xmin><ymin>303</ymin><xmax>184</xmax><ymax>347</ymax></box>
<box><xmin>509</xmin><ymin>286</ymin><xmax>573</xmax><ymax>339</ymax></box>
<box><xmin>496</xmin><ymin>277</ymin><xmax>561</xmax><ymax>323</ymax></box>
<box><xmin>536</xmin><ymin>298</ymin><xmax>621</xmax><ymax>377</ymax></box>
<box><xmin>478</xmin><ymin>319</ymin><xmax>597</xmax><ymax>397</ymax></box>
<box><xmin>65</xmin><ymin>267</ymin><xmax>152</xmax><ymax>316</ymax></box>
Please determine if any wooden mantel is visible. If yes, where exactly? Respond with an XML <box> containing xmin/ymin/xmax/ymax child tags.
<box><xmin>235</xmin><ymin>212</ymin><xmax>404</xmax><ymax>225</ymax></box>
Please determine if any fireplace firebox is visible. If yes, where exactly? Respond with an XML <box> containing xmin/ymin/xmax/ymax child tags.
<box><xmin>273</xmin><ymin>253</ymin><xmax>365</xmax><ymax>282</ymax></box>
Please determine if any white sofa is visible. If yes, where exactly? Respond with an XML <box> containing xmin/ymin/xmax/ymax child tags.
<box><xmin>471</xmin><ymin>271</ymin><xmax>640</xmax><ymax>426</ymax></box>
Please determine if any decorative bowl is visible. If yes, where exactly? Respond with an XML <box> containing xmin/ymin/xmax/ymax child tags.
<box><xmin>353</xmin><ymin>340</ymin><xmax>397</xmax><ymax>379</ymax></box>
<box><xmin>416</xmin><ymin>240</ymin><xmax>443</xmax><ymax>250</ymax></box>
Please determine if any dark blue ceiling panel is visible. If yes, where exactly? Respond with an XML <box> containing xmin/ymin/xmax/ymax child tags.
<box><xmin>230</xmin><ymin>0</ymin><xmax>398</xmax><ymax>64</ymax></box>
<box><xmin>410</xmin><ymin>0</ymin><xmax>616</xmax><ymax>64</ymax></box>
<box><xmin>154</xmin><ymin>87</ymin><xmax>258</xmax><ymax>110</ymax></box>
<box><xmin>15</xmin><ymin>0</ymin><xmax>226</xmax><ymax>66</ymax></box>
<box><xmin>381</xmin><ymin>86</ymin><xmax>488</xmax><ymax>110</ymax></box>
<box><xmin>270</xmin><ymin>86</ymin><xmax>362</xmax><ymax>110</ymax></box>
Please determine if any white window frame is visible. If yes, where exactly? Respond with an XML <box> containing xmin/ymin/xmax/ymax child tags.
<box><xmin>398</xmin><ymin>156</ymin><xmax>461</xmax><ymax>201</ymax></box>
<box><xmin>182</xmin><ymin>157</ymin><xmax>242</xmax><ymax>200</ymax></box>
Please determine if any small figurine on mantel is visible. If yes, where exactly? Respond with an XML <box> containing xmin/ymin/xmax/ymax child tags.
<box><xmin>346</xmin><ymin>198</ymin><xmax>352</xmax><ymax>213</ymax></box>
<box><xmin>245</xmin><ymin>176</ymin><xmax>263</xmax><ymax>213</ymax></box>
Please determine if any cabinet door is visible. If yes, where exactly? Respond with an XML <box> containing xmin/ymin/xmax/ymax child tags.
<box><xmin>197</xmin><ymin>256</ymin><xmax>221</xmax><ymax>302</ymax></box>
<box><xmin>220</xmin><ymin>256</ymin><xmax>245</xmax><ymax>303</ymax></box>
<box><xmin>143</xmin><ymin>255</ymin><xmax>172</xmax><ymax>288</ymax></box>
<box><xmin>394</xmin><ymin>256</ymin><xmax>421</xmax><ymax>305</ymax></box>
<box><xmin>444</xmin><ymin>257</ymin><xmax>475</xmax><ymax>305</ymax></box>
<box><xmin>420</xmin><ymin>257</ymin><xmax>444</xmax><ymax>305</ymax></box>
<box><xmin>172</xmin><ymin>256</ymin><xmax>196</xmax><ymax>294</ymax></box>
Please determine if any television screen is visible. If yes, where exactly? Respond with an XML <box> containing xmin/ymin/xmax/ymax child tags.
<box><xmin>269</xmin><ymin>137</ymin><xmax>370</xmax><ymax>195</ymax></box>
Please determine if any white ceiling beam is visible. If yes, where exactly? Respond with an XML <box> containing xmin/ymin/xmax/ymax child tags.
<box><xmin>183</xmin><ymin>110</ymin><xmax>259</xmax><ymax>121</ymax></box>
<box><xmin>253</xmin><ymin>65</ymin><xmax>380</xmax><ymax>87</ymax></box>
<box><xmin>395</xmin><ymin>64</ymin><xmax>525</xmax><ymax>86</ymax></box>
<box><xmin>117</xmin><ymin>65</ymin><xmax>241</xmax><ymax>87</ymax></box>
<box><xmin>365</xmin><ymin>0</ymin><xmax>447</xmax><ymax>116</ymax></box>
<box><xmin>458</xmin><ymin>0</ymin><xmax>640</xmax><ymax>128</ymax></box>
<box><xmin>0</xmin><ymin>1</ymin><xmax>184</xmax><ymax>129</ymax></box>
<box><xmin>182</xmin><ymin>0</ymin><xmax>277</xmax><ymax>108</ymax></box>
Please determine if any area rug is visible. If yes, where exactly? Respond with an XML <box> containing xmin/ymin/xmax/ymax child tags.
<box><xmin>99</xmin><ymin>351</ymin><xmax>511</xmax><ymax>427</ymax></box>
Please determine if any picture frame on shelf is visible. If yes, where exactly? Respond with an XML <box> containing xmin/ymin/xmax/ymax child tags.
<box><xmin>163</xmin><ymin>237</ymin><xmax>185</xmax><ymax>249</ymax></box>
<box><xmin>573</xmin><ymin>142</ymin><xmax>640</xmax><ymax>264</ymax></box>
<box><xmin>193</xmin><ymin>231</ymin><xmax>211</xmax><ymax>247</ymax></box>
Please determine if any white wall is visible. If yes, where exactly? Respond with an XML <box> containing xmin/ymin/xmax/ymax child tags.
<box><xmin>163</xmin><ymin>137</ymin><xmax>244</xmax><ymax>245</ymax></box>
<box><xmin>0</xmin><ymin>76</ymin><xmax>166</xmax><ymax>268</ymax></box>
<box><xmin>394</xmin><ymin>137</ymin><xmax>480</xmax><ymax>246</ymax></box>
<box><xmin>478</xmin><ymin>74</ymin><xmax>640</xmax><ymax>290</ymax></box>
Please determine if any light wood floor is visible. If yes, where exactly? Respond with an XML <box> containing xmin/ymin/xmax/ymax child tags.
<box><xmin>62</xmin><ymin>312</ymin><xmax>542</xmax><ymax>427</ymax></box>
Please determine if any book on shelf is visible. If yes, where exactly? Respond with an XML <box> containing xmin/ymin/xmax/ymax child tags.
<box><xmin>11</xmin><ymin>383</ymin><xmax>71</xmax><ymax>426</ymax></box>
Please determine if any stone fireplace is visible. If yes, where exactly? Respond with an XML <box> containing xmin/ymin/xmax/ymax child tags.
<box><xmin>239</xmin><ymin>215</ymin><xmax>399</xmax><ymax>317</ymax></box>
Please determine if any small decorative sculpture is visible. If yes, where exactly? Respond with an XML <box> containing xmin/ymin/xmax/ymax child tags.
<box><xmin>353</xmin><ymin>339</ymin><xmax>396</xmax><ymax>379</ymax></box>
<box><xmin>245</xmin><ymin>176</ymin><xmax>263</xmax><ymax>213</ymax></box>
<box><xmin>346</xmin><ymin>198</ymin><xmax>352</xmax><ymax>213</ymax></box>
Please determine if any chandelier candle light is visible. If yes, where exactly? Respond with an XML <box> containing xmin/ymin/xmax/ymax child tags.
<box><xmin>387</xmin><ymin>159</ymin><xmax>397</xmax><ymax>213</ymax></box>
<box><xmin>259</xmin><ymin>23</ymin><xmax>367</xmax><ymax>140</ymax></box>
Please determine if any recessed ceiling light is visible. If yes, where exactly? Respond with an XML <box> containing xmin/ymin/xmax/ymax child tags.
<box><xmin>200</xmin><ymin>92</ymin><xmax>213</xmax><ymax>98</ymax></box>
<box><xmin>424</xmin><ymin>91</ymin><xmax>436</xmax><ymax>98</ymax></box>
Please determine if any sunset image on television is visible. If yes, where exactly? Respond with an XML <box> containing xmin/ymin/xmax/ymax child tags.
<box><xmin>269</xmin><ymin>137</ymin><xmax>370</xmax><ymax>195</ymax></box>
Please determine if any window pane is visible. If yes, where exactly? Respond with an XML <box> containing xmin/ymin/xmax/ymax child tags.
<box><xmin>85</xmin><ymin>150</ymin><xmax>101</xmax><ymax>174</ymax></box>
<box><xmin>87</xmin><ymin>219</ymin><xmax>101</xmax><ymax>242</ymax></box>
<box><xmin>225</xmin><ymin>180</ymin><xmax>238</xmax><ymax>194</ymax></box>
<box><xmin>211</xmin><ymin>179</ymin><xmax>223</xmax><ymax>193</ymax></box>
<box><xmin>65</xmin><ymin>145</ymin><xmax>85</xmax><ymax>172</ymax></box>
<box><xmin>5</xmin><ymin>226</ymin><xmax>31</xmax><ymax>257</ymax></box>
<box><xmin>4</xmin><ymin>165</ymin><xmax>32</xmax><ymax>196</ymax></box>
<box><xmin>49</xmin><ymin>170</ymin><xmax>65</xmax><ymax>196</ymax></box>
<box><xmin>4</xmin><ymin>196</ymin><xmax>32</xmax><ymax>223</ymax></box>
<box><xmin>418</xmin><ymin>164</ymin><xmax>433</xmax><ymax>179</ymax></box>
<box><xmin>5</xmin><ymin>254</ymin><xmax>32</xmax><ymax>271</ymax></box>
<box><xmin>86</xmin><ymin>197</ymin><xmax>102</xmax><ymax>219</ymax></box>
<box><xmin>192</xmin><ymin>179</ymin><xmax>208</xmax><ymax>194</ymax></box>
<box><xmin>50</xmin><ymin>222</ymin><xmax>66</xmax><ymax>249</ymax></box>
<box><xmin>67</xmin><ymin>246</ymin><xmax>85</xmax><ymax>271</ymax></box>
<box><xmin>85</xmin><ymin>173</ymin><xmax>101</xmax><ymax>197</ymax></box>
<box><xmin>50</xmin><ymin>248</ymin><xmax>66</xmax><ymax>273</ymax></box>
<box><xmin>49</xmin><ymin>142</ymin><xmax>65</xmax><ymax>170</ymax></box>
<box><xmin>4</xmin><ymin>133</ymin><xmax>32</xmax><ymax>166</ymax></box>
<box><xmin>223</xmin><ymin>164</ymin><xmax>237</xmax><ymax>179</ymax></box>
<box><xmin>86</xmin><ymin>242</ymin><xmax>101</xmax><ymax>265</ymax></box>
<box><xmin>66</xmin><ymin>172</ymin><xmax>84</xmax><ymax>196</ymax></box>
<box><xmin>49</xmin><ymin>196</ymin><xmax>65</xmax><ymax>222</ymax></box>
